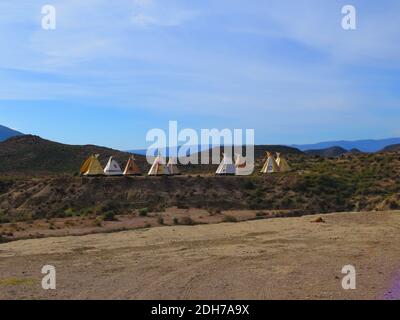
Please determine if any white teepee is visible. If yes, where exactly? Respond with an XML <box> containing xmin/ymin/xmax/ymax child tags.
<box><xmin>104</xmin><ymin>156</ymin><xmax>123</xmax><ymax>176</ymax></box>
<box><xmin>148</xmin><ymin>154</ymin><xmax>170</xmax><ymax>176</ymax></box>
<box><xmin>276</xmin><ymin>152</ymin><xmax>291</xmax><ymax>172</ymax></box>
<box><xmin>234</xmin><ymin>154</ymin><xmax>252</xmax><ymax>176</ymax></box>
<box><xmin>167</xmin><ymin>157</ymin><xmax>180</xmax><ymax>175</ymax></box>
<box><xmin>216</xmin><ymin>153</ymin><xmax>236</xmax><ymax>175</ymax></box>
<box><xmin>260</xmin><ymin>152</ymin><xmax>279</xmax><ymax>174</ymax></box>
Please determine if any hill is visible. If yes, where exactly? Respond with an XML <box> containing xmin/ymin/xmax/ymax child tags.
<box><xmin>0</xmin><ymin>135</ymin><xmax>303</xmax><ymax>175</ymax></box>
<box><xmin>0</xmin><ymin>135</ymin><xmax>147</xmax><ymax>175</ymax></box>
<box><xmin>305</xmin><ymin>146</ymin><xmax>348</xmax><ymax>157</ymax></box>
<box><xmin>293</xmin><ymin>137</ymin><xmax>400</xmax><ymax>153</ymax></box>
<box><xmin>381</xmin><ymin>144</ymin><xmax>400</xmax><ymax>152</ymax></box>
<box><xmin>0</xmin><ymin>125</ymin><xmax>23</xmax><ymax>142</ymax></box>
<box><xmin>1</xmin><ymin>147</ymin><xmax>400</xmax><ymax>223</ymax></box>
<box><xmin>129</xmin><ymin>144</ymin><xmax>303</xmax><ymax>158</ymax></box>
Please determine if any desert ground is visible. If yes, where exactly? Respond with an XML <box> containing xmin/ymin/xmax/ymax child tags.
<box><xmin>1</xmin><ymin>210</ymin><xmax>400</xmax><ymax>300</ymax></box>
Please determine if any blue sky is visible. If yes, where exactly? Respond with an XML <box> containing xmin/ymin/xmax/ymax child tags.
<box><xmin>0</xmin><ymin>0</ymin><xmax>399</xmax><ymax>150</ymax></box>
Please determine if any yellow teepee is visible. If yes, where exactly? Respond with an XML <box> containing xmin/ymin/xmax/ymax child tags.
<box><xmin>80</xmin><ymin>155</ymin><xmax>104</xmax><ymax>176</ymax></box>
<box><xmin>276</xmin><ymin>153</ymin><xmax>291</xmax><ymax>172</ymax></box>
<box><xmin>260</xmin><ymin>152</ymin><xmax>279</xmax><ymax>174</ymax></box>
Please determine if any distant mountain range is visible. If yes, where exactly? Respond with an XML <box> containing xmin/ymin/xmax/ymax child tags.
<box><xmin>0</xmin><ymin>125</ymin><xmax>23</xmax><ymax>142</ymax></box>
<box><xmin>2</xmin><ymin>123</ymin><xmax>400</xmax><ymax>158</ymax></box>
<box><xmin>305</xmin><ymin>146</ymin><xmax>349</xmax><ymax>158</ymax></box>
<box><xmin>292</xmin><ymin>138</ymin><xmax>400</xmax><ymax>153</ymax></box>
<box><xmin>126</xmin><ymin>145</ymin><xmax>216</xmax><ymax>157</ymax></box>
<box><xmin>130</xmin><ymin>138</ymin><xmax>400</xmax><ymax>156</ymax></box>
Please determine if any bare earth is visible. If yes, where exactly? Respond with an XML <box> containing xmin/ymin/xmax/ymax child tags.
<box><xmin>1</xmin><ymin>210</ymin><xmax>400</xmax><ymax>300</ymax></box>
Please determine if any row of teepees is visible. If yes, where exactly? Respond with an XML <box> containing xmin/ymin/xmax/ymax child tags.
<box><xmin>260</xmin><ymin>152</ymin><xmax>290</xmax><ymax>173</ymax></box>
<box><xmin>80</xmin><ymin>152</ymin><xmax>290</xmax><ymax>177</ymax></box>
<box><xmin>215</xmin><ymin>152</ymin><xmax>290</xmax><ymax>175</ymax></box>
<box><xmin>80</xmin><ymin>154</ymin><xmax>180</xmax><ymax>176</ymax></box>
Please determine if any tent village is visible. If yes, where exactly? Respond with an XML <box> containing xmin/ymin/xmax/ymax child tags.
<box><xmin>80</xmin><ymin>152</ymin><xmax>290</xmax><ymax>177</ymax></box>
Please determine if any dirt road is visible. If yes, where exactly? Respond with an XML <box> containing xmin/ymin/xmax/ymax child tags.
<box><xmin>1</xmin><ymin>211</ymin><xmax>400</xmax><ymax>300</ymax></box>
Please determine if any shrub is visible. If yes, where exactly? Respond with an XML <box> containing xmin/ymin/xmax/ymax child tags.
<box><xmin>94</xmin><ymin>217</ymin><xmax>103</xmax><ymax>227</ymax></box>
<box><xmin>256</xmin><ymin>211</ymin><xmax>267</xmax><ymax>217</ymax></box>
<box><xmin>138</xmin><ymin>208</ymin><xmax>149</xmax><ymax>217</ymax></box>
<box><xmin>173</xmin><ymin>217</ymin><xmax>179</xmax><ymax>225</ymax></box>
<box><xmin>243</xmin><ymin>180</ymin><xmax>256</xmax><ymax>190</ymax></box>
<box><xmin>64</xmin><ymin>208</ymin><xmax>76</xmax><ymax>217</ymax></box>
<box><xmin>157</xmin><ymin>216</ymin><xmax>164</xmax><ymax>225</ymax></box>
<box><xmin>179</xmin><ymin>216</ymin><xmax>195</xmax><ymax>226</ymax></box>
<box><xmin>222</xmin><ymin>215</ymin><xmax>237</xmax><ymax>223</ymax></box>
<box><xmin>102</xmin><ymin>211</ymin><xmax>117</xmax><ymax>221</ymax></box>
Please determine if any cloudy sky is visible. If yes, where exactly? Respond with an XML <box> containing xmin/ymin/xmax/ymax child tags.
<box><xmin>0</xmin><ymin>0</ymin><xmax>399</xmax><ymax>149</ymax></box>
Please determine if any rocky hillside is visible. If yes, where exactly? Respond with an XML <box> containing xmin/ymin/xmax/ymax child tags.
<box><xmin>1</xmin><ymin>150</ymin><xmax>400</xmax><ymax>222</ymax></box>
<box><xmin>0</xmin><ymin>135</ymin><xmax>303</xmax><ymax>176</ymax></box>
<box><xmin>0</xmin><ymin>135</ymin><xmax>147</xmax><ymax>175</ymax></box>
<box><xmin>381</xmin><ymin>144</ymin><xmax>400</xmax><ymax>152</ymax></box>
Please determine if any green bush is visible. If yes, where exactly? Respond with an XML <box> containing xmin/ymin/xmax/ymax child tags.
<box><xmin>138</xmin><ymin>208</ymin><xmax>149</xmax><ymax>217</ymax></box>
<box><xmin>102</xmin><ymin>211</ymin><xmax>116</xmax><ymax>221</ymax></box>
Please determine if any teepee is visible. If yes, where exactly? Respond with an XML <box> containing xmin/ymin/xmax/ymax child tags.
<box><xmin>260</xmin><ymin>152</ymin><xmax>279</xmax><ymax>174</ymax></box>
<box><xmin>216</xmin><ymin>153</ymin><xmax>236</xmax><ymax>175</ymax></box>
<box><xmin>148</xmin><ymin>154</ymin><xmax>170</xmax><ymax>176</ymax></box>
<box><xmin>123</xmin><ymin>155</ymin><xmax>141</xmax><ymax>176</ymax></box>
<box><xmin>167</xmin><ymin>157</ymin><xmax>181</xmax><ymax>175</ymax></box>
<box><xmin>104</xmin><ymin>156</ymin><xmax>123</xmax><ymax>176</ymax></box>
<box><xmin>276</xmin><ymin>153</ymin><xmax>291</xmax><ymax>172</ymax></box>
<box><xmin>235</xmin><ymin>154</ymin><xmax>249</xmax><ymax>176</ymax></box>
<box><xmin>80</xmin><ymin>154</ymin><xmax>104</xmax><ymax>176</ymax></box>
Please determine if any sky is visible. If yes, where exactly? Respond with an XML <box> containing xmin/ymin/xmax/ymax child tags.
<box><xmin>0</xmin><ymin>0</ymin><xmax>399</xmax><ymax>150</ymax></box>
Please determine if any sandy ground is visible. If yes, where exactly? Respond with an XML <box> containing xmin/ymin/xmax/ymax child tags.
<box><xmin>1</xmin><ymin>210</ymin><xmax>400</xmax><ymax>300</ymax></box>
<box><xmin>0</xmin><ymin>208</ymin><xmax>291</xmax><ymax>241</ymax></box>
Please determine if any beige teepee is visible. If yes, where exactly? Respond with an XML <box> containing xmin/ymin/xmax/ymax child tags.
<box><xmin>216</xmin><ymin>153</ymin><xmax>236</xmax><ymax>175</ymax></box>
<box><xmin>260</xmin><ymin>152</ymin><xmax>279</xmax><ymax>174</ymax></box>
<box><xmin>167</xmin><ymin>157</ymin><xmax>180</xmax><ymax>175</ymax></box>
<box><xmin>235</xmin><ymin>154</ymin><xmax>253</xmax><ymax>176</ymax></box>
<box><xmin>148</xmin><ymin>153</ymin><xmax>170</xmax><ymax>176</ymax></box>
<box><xmin>123</xmin><ymin>155</ymin><xmax>142</xmax><ymax>176</ymax></box>
<box><xmin>276</xmin><ymin>153</ymin><xmax>291</xmax><ymax>172</ymax></box>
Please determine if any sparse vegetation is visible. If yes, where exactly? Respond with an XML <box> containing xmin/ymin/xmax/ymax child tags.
<box><xmin>157</xmin><ymin>216</ymin><xmax>164</xmax><ymax>225</ymax></box>
<box><xmin>102</xmin><ymin>211</ymin><xmax>117</xmax><ymax>221</ymax></box>
<box><xmin>138</xmin><ymin>208</ymin><xmax>149</xmax><ymax>217</ymax></box>
<box><xmin>179</xmin><ymin>216</ymin><xmax>195</xmax><ymax>226</ymax></box>
<box><xmin>222</xmin><ymin>215</ymin><xmax>238</xmax><ymax>223</ymax></box>
<box><xmin>1</xmin><ymin>145</ymin><xmax>400</xmax><ymax>224</ymax></box>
